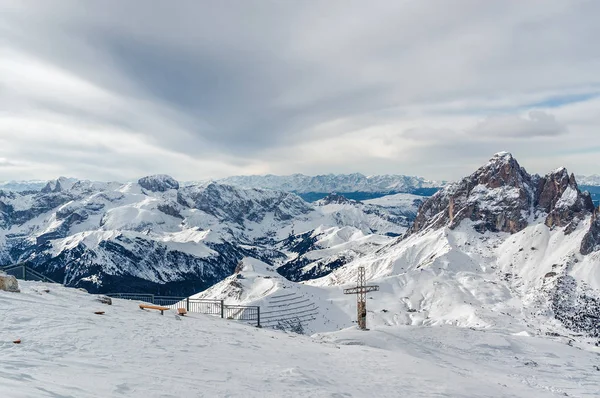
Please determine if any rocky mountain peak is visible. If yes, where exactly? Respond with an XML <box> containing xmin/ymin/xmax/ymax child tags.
<box><xmin>538</xmin><ymin>168</ymin><xmax>595</xmax><ymax>231</ymax></box>
<box><xmin>409</xmin><ymin>154</ymin><xmax>598</xmax><ymax>252</ymax></box>
<box><xmin>470</xmin><ymin>152</ymin><xmax>531</xmax><ymax>189</ymax></box>
<box><xmin>138</xmin><ymin>175</ymin><xmax>180</xmax><ymax>192</ymax></box>
<box><xmin>410</xmin><ymin>153</ymin><xmax>534</xmax><ymax>234</ymax></box>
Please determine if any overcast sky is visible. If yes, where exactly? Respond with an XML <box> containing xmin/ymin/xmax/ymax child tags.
<box><xmin>1</xmin><ymin>0</ymin><xmax>599</xmax><ymax>182</ymax></box>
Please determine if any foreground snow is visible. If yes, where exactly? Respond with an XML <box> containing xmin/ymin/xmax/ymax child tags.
<box><xmin>1</xmin><ymin>282</ymin><xmax>599</xmax><ymax>397</ymax></box>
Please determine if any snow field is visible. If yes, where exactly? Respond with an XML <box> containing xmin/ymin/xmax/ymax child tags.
<box><xmin>1</xmin><ymin>282</ymin><xmax>599</xmax><ymax>397</ymax></box>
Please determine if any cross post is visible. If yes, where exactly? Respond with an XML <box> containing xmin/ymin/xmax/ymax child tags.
<box><xmin>343</xmin><ymin>266</ymin><xmax>379</xmax><ymax>330</ymax></box>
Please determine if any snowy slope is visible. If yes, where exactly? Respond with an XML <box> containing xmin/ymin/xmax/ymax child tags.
<box><xmin>2</xmin><ymin>281</ymin><xmax>599</xmax><ymax>398</ymax></box>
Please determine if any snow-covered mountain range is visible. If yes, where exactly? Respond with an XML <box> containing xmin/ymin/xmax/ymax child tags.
<box><xmin>195</xmin><ymin>153</ymin><xmax>600</xmax><ymax>340</ymax></box>
<box><xmin>0</xmin><ymin>180</ymin><xmax>52</xmax><ymax>192</ymax></box>
<box><xmin>211</xmin><ymin>173</ymin><xmax>443</xmax><ymax>202</ymax></box>
<box><xmin>2</xmin><ymin>154</ymin><xmax>599</xmax><ymax>340</ymax></box>
<box><xmin>0</xmin><ymin>176</ymin><xmax>420</xmax><ymax>295</ymax></box>
<box><xmin>576</xmin><ymin>174</ymin><xmax>600</xmax><ymax>186</ymax></box>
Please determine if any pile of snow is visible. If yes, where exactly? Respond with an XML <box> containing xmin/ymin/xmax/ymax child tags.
<box><xmin>1</xmin><ymin>281</ymin><xmax>599</xmax><ymax>397</ymax></box>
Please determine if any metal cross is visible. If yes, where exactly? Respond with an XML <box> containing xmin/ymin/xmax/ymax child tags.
<box><xmin>343</xmin><ymin>266</ymin><xmax>379</xmax><ymax>330</ymax></box>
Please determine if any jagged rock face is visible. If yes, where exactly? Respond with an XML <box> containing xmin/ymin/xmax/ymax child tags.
<box><xmin>411</xmin><ymin>152</ymin><xmax>535</xmax><ymax>234</ymax></box>
<box><xmin>581</xmin><ymin>210</ymin><xmax>600</xmax><ymax>255</ymax></box>
<box><xmin>538</xmin><ymin>170</ymin><xmax>595</xmax><ymax>230</ymax></box>
<box><xmin>410</xmin><ymin>152</ymin><xmax>596</xmax><ymax>238</ymax></box>
<box><xmin>138</xmin><ymin>175</ymin><xmax>180</xmax><ymax>192</ymax></box>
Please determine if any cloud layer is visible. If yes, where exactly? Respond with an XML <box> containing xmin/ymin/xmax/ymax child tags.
<box><xmin>1</xmin><ymin>0</ymin><xmax>599</xmax><ymax>181</ymax></box>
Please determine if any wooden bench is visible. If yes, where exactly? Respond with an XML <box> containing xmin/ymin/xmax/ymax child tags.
<box><xmin>177</xmin><ymin>308</ymin><xmax>187</xmax><ymax>316</ymax></box>
<box><xmin>139</xmin><ymin>304</ymin><xmax>170</xmax><ymax>315</ymax></box>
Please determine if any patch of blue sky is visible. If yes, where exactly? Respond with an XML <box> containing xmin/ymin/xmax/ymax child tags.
<box><xmin>528</xmin><ymin>92</ymin><xmax>599</xmax><ymax>108</ymax></box>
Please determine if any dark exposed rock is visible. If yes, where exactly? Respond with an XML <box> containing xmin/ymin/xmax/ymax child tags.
<box><xmin>410</xmin><ymin>152</ymin><xmax>535</xmax><ymax>234</ymax></box>
<box><xmin>552</xmin><ymin>275</ymin><xmax>600</xmax><ymax>338</ymax></box>
<box><xmin>539</xmin><ymin>169</ymin><xmax>595</xmax><ymax>230</ymax></box>
<box><xmin>581</xmin><ymin>209</ymin><xmax>600</xmax><ymax>255</ymax></box>
<box><xmin>157</xmin><ymin>203</ymin><xmax>184</xmax><ymax>219</ymax></box>
<box><xmin>409</xmin><ymin>152</ymin><xmax>597</xmax><ymax>238</ymax></box>
<box><xmin>96</xmin><ymin>295</ymin><xmax>112</xmax><ymax>305</ymax></box>
<box><xmin>138</xmin><ymin>175</ymin><xmax>180</xmax><ymax>192</ymax></box>
<box><xmin>316</xmin><ymin>193</ymin><xmax>358</xmax><ymax>205</ymax></box>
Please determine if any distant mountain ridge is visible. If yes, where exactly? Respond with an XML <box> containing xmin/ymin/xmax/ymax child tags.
<box><xmin>213</xmin><ymin>173</ymin><xmax>445</xmax><ymax>197</ymax></box>
<box><xmin>0</xmin><ymin>180</ymin><xmax>51</xmax><ymax>192</ymax></box>
<box><xmin>576</xmin><ymin>175</ymin><xmax>600</xmax><ymax>186</ymax></box>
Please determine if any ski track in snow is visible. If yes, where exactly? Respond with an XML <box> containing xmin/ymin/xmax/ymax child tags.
<box><xmin>1</xmin><ymin>282</ymin><xmax>599</xmax><ymax>398</ymax></box>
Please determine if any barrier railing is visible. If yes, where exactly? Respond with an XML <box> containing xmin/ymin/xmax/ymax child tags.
<box><xmin>0</xmin><ymin>264</ymin><xmax>58</xmax><ymax>283</ymax></box>
<box><xmin>107</xmin><ymin>293</ymin><xmax>260</xmax><ymax>327</ymax></box>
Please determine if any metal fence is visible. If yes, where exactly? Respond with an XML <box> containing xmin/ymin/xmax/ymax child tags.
<box><xmin>107</xmin><ymin>293</ymin><xmax>260</xmax><ymax>327</ymax></box>
<box><xmin>0</xmin><ymin>264</ymin><xmax>58</xmax><ymax>283</ymax></box>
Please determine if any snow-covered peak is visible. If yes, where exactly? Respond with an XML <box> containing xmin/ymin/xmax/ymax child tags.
<box><xmin>41</xmin><ymin>177</ymin><xmax>79</xmax><ymax>193</ymax></box>
<box><xmin>491</xmin><ymin>151</ymin><xmax>513</xmax><ymax>160</ymax></box>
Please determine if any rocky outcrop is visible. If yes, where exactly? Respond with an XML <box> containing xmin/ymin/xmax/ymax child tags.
<box><xmin>138</xmin><ymin>175</ymin><xmax>180</xmax><ymax>192</ymax></box>
<box><xmin>537</xmin><ymin>168</ymin><xmax>595</xmax><ymax>231</ymax></box>
<box><xmin>410</xmin><ymin>152</ymin><xmax>535</xmax><ymax>234</ymax></box>
<box><xmin>581</xmin><ymin>208</ymin><xmax>600</xmax><ymax>255</ymax></box>
<box><xmin>410</xmin><ymin>152</ymin><xmax>597</xmax><ymax>238</ymax></box>
<box><xmin>0</xmin><ymin>272</ymin><xmax>20</xmax><ymax>292</ymax></box>
<box><xmin>316</xmin><ymin>193</ymin><xmax>357</xmax><ymax>205</ymax></box>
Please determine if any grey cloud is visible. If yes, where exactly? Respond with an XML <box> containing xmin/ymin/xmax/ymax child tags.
<box><xmin>1</xmin><ymin>1</ymin><xmax>600</xmax><ymax>180</ymax></box>
<box><xmin>471</xmin><ymin>111</ymin><xmax>567</xmax><ymax>138</ymax></box>
<box><xmin>0</xmin><ymin>159</ymin><xmax>15</xmax><ymax>167</ymax></box>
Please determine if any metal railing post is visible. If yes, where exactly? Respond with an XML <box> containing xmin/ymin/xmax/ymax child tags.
<box><xmin>257</xmin><ymin>306</ymin><xmax>261</xmax><ymax>328</ymax></box>
<box><xmin>186</xmin><ymin>297</ymin><xmax>190</xmax><ymax>311</ymax></box>
<box><xmin>220</xmin><ymin>300</ymin><xmax>224</xmax><ymax>318</ymax></box>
